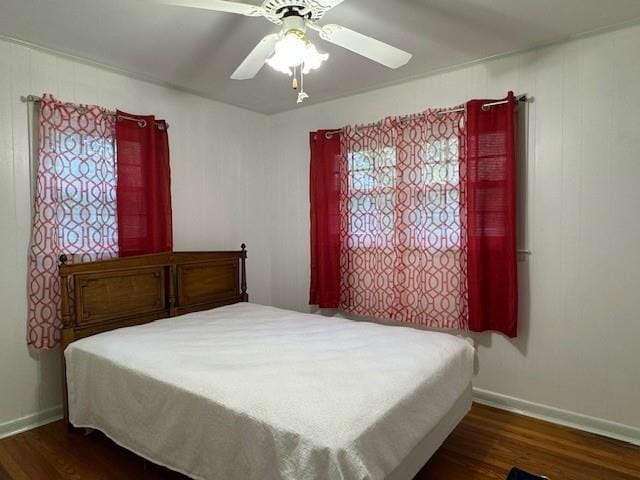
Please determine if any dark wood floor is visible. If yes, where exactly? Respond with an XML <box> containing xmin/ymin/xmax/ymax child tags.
<box><xmin>0</xmin><ymin>403</ymin><xmax>638</xmax><ymax>479</ymax></box>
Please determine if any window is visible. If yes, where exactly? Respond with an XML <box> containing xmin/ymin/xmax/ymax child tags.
<box><xmin>415</xmin><ymin>136</ymin><xmax>461</xmax><ymax>251</ymax></box>
<box><xmin>339</xmin><ymin>114</ymin><xmax>467</xmax><ymax>329</ymax></box>
<box><xmin>55</xmin><ymin>130</ymin><xmax>118</xmax><ymax>259</ymax></box>
<box><xmin>346</xmin><ymin>136</ymin><xmax>462</xmax><ymax>251</ymax></box>
<box><xmin>347</xmin><ymin>146</ymin><xmax>396</xmax><ymax>247</ymax></box>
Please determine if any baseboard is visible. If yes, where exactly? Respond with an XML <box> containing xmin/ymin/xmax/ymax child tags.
<box><xmin>0</xmin><ymin>405</ymin><xmax>63</xmax><ymax>440</ymax></box>
<box><xmin>473</xmin><ymin>388</ymin><xmax>640</xmax><ymax>446</ymax></box>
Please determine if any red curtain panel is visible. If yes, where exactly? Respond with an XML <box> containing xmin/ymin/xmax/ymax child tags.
<box><xmin>116</xmin><ymin>112</ymin><xmax>173</xmax><ymax>257</ymax></box>
<box><xmin>466</xmin><ymin>92</ymin><xmax>518</xmax><ymax>337</ymax></box>
<box><xmin>309</xmin><ymin>130</ymin><xmax>342</xmax><ymax>308</ymax></box>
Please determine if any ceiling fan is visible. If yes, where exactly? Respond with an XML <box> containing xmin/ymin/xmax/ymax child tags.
<box><xmin>161</xmin><ymin>0</ymin><xmax>413</xmax><ymax>103</ymax></box>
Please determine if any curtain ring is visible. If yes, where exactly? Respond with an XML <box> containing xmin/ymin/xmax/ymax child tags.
<box><xmin>117</xmin><ymin>114</ymin><xmax>147</xmax><ymax>128</ymax></box>
<box><xmin>324</xmin><ymin>129</ymin><xmax>342</xmax><ymax>139</ymax></box>
<box><xmin>65</xmin><ymin>102</ymin><xmax>85</xmax><ymax>114</ymax></box>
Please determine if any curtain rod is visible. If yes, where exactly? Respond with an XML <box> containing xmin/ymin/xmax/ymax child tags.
<box><xmin>437</xmin><ymin>94</ymin><xmax>528</xmax><ymax>115</ymax></box>
<box><xmin>20</xmin><ymin>95</ymin><xmax>169</xmax><ymax>129</ymax></box>
<box><xmin>323</xmin><ymin>94</ymin><xmax>528</xmax><ymax>137</ymax></box>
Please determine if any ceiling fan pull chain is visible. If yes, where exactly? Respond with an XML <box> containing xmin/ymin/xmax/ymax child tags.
<box><xmin>297</xmin><ymin>66</ymin><xmax>309</xmax><ymax>104</ymax></box>
<box><xmin>292</xmin><ymin>65</ymin><xmax>299</xmax><ymax>90</ymax></box>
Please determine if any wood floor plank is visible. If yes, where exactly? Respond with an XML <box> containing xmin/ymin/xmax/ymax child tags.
<box><xmin>447</xmin><ymin>431</ymin><xmax>629</xmax><ymax>480</ymax></box>
<box><xmin>457</xmin><ymin>418</ymin><xmax>640</xmax><ymax>477</ymax></box>
<box><xmin>0</xmin><ymin>435</ymin><xmax>65</xmax><ymax>480</ymax></box>
<box><xmin>0</xmin><ymin>444</ymin><xmax>30</xmax><ymax>480</ymax></box>
<box><xmin>29</xmin><ymin>425</ymin><xmax>120</xmax><ymax>479</ymax></box>
<box><xmin>0</xmin><ymin>403</ymin><xmax>637</xmax><ymax>479</ymax></box>
<box><xmin>419</xmin><ymin>448</ymin><xmax>507</xmax><ymax>480</ymax></box>
<box><xmin>0</xmin><ymin>463</ymin><xmax>12</xmax><ymax>480</ymax></box>
<box><xmin>468</xmin><ymin>405</ymin><xmax>640</xmax><ymax>464</ymax></box>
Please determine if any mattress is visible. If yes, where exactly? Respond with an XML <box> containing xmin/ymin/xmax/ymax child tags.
<box><xmin>65</xmin><ymin>303</ymin><xmax>474</xmax><ymax>480</ymax></box>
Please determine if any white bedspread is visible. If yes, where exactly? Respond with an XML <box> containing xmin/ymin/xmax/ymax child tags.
<box><xmin>65</xmin><ymin>303</ymin><xmax>474</xmax><ymax>480</ymax></box>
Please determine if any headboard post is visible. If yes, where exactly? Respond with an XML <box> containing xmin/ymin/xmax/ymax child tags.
<box><xmin>240</xmin><ymin>243</ymin><xmax>248</xmax><ymax>302</ymax></box>
<box><xmin>58</xmin><ymin>254</ymin><xmax>74</xmax><ymax>429</ymax></box>
<box><xmin>169</xmin><ymin>262</ymin><xmax>178</xmax><ymax>317</ymax></box>
<box><xmin>59</xmin><ymin>254</ymin><xmax>72</xmax><ymax>330</ymax></box>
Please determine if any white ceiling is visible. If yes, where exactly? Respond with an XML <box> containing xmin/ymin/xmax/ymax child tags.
<box><xmin>2</xmin><ymin>0</ymin><xmax>640</xmax><ymax>114</ymax></box>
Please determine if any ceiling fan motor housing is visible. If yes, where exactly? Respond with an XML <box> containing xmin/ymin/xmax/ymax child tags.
<box><xmin>261</xmin><ymin>0</ymin><xmax>332</xmax><ymax>23</ymax></box>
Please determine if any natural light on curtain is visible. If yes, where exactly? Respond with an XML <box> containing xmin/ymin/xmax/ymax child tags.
<box><xmin>339</xmin><ymin>110</ymin><xmax>469</xmax><ymax>330</ymax></box>
<box><xmin>27</xmin><ymin>94</ymin><xmax>118</xmax><ymax>348</ymax></box>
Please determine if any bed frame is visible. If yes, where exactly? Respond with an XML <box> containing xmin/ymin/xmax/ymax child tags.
<box><xmin>58</xmin><ymin>245</ymin><xmax>249</xmax><ymax>424</ymax></box>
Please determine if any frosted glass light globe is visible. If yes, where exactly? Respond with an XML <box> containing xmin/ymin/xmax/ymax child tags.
<box><xmin>266</xmin><ymin>29</ymin><xmax>329</xmax><ymax>76</ymax></box>
<box><xmin>302</xmin><ymin>43</ymin><xmax>329</xmax><ymax>74</ymax></box>
<box><xmin>266</xmin><ymin>31</ymin><xmax>307</xmax><ymax>74</ymax></box>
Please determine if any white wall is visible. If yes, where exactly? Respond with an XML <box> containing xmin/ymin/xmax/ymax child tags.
<box><xmin>0</xmin><ymin>38</ymin><xmax>271</xmax><ymax>431</ymax></box>
<box><xmin>267</xmin><ymin>24</ymin><xmax>640</xmax><ymax>430</ymax></box>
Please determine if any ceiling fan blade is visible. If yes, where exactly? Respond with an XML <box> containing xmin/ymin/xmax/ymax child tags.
<box><xmin>159</xmin><ymin>0</ymin><xmax>263</xmax><ymax>16</ymax></box>
<box><xmin>315</xmin><ymin>24</ymin><xmax>412</xmax><ymax>69</ymax></box>
<box><xmin>231</xmin><ymin>33</ymin><xmax>280</xmax><ymax>80</ymax></box>
<box><xmin>312</xmin><ymin>0</ymin><xmax>346</xmax><ymax>8</ymax></box>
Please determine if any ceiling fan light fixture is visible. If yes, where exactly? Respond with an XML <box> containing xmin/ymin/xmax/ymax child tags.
<box><xmin>172</xmin><ymin>0</ymin><xmax>413</xmax><ymax>104</ymax></box>
<box><xmin>266</xmin><ymin>28</ymin><xmax>328</xmax><ymax>75</ymax></box>
<box><xmin>302</xmin><ymin>42</ymin><xmax>329</xmax><ymax>74</ymax></box>
<box><xmin>266</xmin><ymin>29</ymin><xmax>307</xmax><ymax>74</ymax></box>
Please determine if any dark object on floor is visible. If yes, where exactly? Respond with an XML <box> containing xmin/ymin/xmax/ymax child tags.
<box><xmin>507</xmin><ymin>467</ymin><xmax>549</xmax><ymax>480</ymax></box>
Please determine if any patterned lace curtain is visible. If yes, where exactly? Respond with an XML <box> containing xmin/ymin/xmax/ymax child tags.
<box><xmin>339</xmin><ymin>109</ymin><xmax>468</xmax><ymax>330</ymax></box>
<box><xmin>27</xmin><ymin>94</ymin><xmax>118</xmax><ymax>348</ymax></box>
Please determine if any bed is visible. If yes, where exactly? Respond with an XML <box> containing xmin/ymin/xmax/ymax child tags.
<box><xmin>59</xmin><ymin>246</ymin><xmax>474</xmax><ymax>480</ymax></box>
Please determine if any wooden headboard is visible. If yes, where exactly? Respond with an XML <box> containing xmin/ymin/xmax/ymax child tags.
<box><xmin>58</xmin><ymin>245</ymin><xmax>248</xmax><ymax>351</ymax></box>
